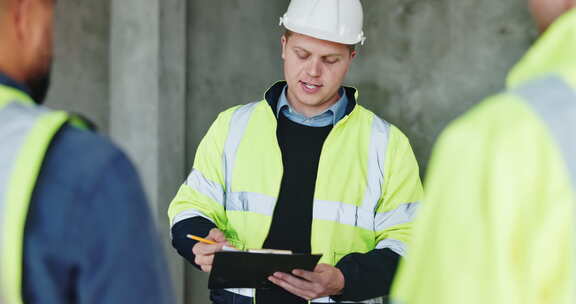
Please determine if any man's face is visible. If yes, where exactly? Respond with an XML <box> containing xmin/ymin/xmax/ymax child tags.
<box><xmin>281</xmin><ymin>32</ymin><xmax>355</xmax><ymax>115</ymax></box>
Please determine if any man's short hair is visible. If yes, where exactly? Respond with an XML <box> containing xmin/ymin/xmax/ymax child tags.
<box><xmin>283</xmin><ymin>29</ymin><xmax>356</xmax><ymax>53</ymax></box>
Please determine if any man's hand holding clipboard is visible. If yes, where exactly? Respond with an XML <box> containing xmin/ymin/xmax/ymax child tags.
<box><xmin>187</xmin><ymin>230</ymin><xmax>343</xmax><ymax>300</ymax></box>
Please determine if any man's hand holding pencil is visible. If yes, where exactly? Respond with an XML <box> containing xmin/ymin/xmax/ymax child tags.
<box><xmin>189</xmin><ymin>229</ymin><xmax>231</xmax><ymax>272</ymax></box>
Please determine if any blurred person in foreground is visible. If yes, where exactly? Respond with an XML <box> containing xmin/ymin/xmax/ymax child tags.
<box><xmin>392</xmin><ymin>0</ymin><xmax>576</xmax><ymax>303</ymax></box>
<box><xmin>0</xmin><ymin>0</ymin><xmax>174</xmax><ymax>303</ymax></box>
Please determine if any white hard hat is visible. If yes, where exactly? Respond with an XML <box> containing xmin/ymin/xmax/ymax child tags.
<box><xmin>279</xmin><ymin>0</ymin><xmax>366</xmax><ymax>45</ymax></box>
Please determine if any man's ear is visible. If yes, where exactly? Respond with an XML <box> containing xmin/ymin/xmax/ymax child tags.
<box><xmin>350</xmin><ymin>50</ymin><xmax>357</xmax><ymax>60</ymax></box>
<box><xmin>281</xmin><ymin>35</ymin><xmax>287</xmax><ymax>60</ymax></box>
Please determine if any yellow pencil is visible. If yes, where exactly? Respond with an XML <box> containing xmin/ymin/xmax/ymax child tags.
<box><xmin>187</xmin><ymin>234</ymin><xmax>217</xmax><ymax>245</ymax></box>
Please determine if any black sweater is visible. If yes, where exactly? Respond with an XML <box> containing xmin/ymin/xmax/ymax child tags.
<box><xmin>257</xmin><ymin>112</ymin><xmax>332</xmax><ymax>303</ymax></box>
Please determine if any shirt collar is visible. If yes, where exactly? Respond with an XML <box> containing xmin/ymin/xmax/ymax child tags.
<box><xmin>275</xmin><ymin>85</ymin><xmax>349</xmax><ymax>125</ymax></box>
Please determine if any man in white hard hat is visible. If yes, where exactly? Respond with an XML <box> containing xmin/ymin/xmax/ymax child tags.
<box><xmin>169</xmin><ymin>0</ymin><xmax>422</xmax><ymax>303</ymax></box>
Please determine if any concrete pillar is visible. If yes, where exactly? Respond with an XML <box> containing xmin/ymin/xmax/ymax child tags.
<box><xmin>47</xmin><ymin>0</ymin><xmax>111</xmax><ymax>132</ymax></box>
<box><xmin>109</xmin><ymin>0</ymin><xmax>187</xmax><ymax>302</ymax></box>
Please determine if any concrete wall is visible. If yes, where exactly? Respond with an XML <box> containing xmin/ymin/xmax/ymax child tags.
<box><xmin>47</xmin><ymin>0</ymin><xmax>110</xmax><ymax>132</ymax></box>
<box><xmin>45</xmin><ymin>0</ymin><xmax>537</xmax><ymax>303</ymax></box>
<box><xmin>351</xmin><ymin>0</ymin><xmax>536</xmax><ymax>173</ymax></box>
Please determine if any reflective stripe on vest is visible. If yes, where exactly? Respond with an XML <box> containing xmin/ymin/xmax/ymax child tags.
<box><xmin>513</xmin><ymin>75</ymin><xmax>576</xmax><ymax>303</ymax></box>
<box><xmin>223</xmin><ymin>102</ymin><xmax>260</xmax><ymax>210</ymax></box>
<box><xmin>0</xmin><ymin>101</ymin><xmax>68</xmax><ymax>304</ymax></box>
<box><xmin>513</xmin><ymin>75</ymin><xmax>576</xmax><ymax>190</ymax></box>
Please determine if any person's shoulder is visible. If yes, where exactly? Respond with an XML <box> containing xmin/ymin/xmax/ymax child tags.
<box><xmin>352</xmin><ymin>104</ymin><xmax>377</xmax><ymax>117</ymax></box>
<box><xmin>436</xmin><ymin>91</ymin><xmax>550</xmax><ymax>160</ymax></box>
<box><xmin>209</xmin><ymin>101</ymin><xmax>268</xmax><ymax>129</ymax></box>
<box><xmin>352</xmin><ymin>105</ymin><xmax>411</xmax><ymax>144</ymax></box>
<box><xmin>55</xmin><ymin>124</ymin><xmax>127</xmax><ymax>164</ymax></box>
<box><xmin>352</xmin><ymin>104</ymin><xmax>396</xmax><ymax>128</ymax></box>
<box><xmin>448</xmin><ymin>92</ymin><xmax>541</xmax><ymax>140</ymax></box>
<box><xmin>218</xmin><ymin>101</ymin><xmax>266</xmax><ymax>118</ymax></box>
<box><xmin>42</xmin><ymin>124</ymin><xmax>135</xmax><ymax>190</ymax></box>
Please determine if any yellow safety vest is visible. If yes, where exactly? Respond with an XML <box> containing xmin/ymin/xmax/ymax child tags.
<box><xmin>169</xmin><ymin>83</ymin><xmax>423</xmax><ymax>303</ymax></box>
<box><xmin>392</xmin><ymin>8</ymin><xmax>576</xmax><ymax>304</ymax></box>
<box><xmin>0</xmin><ymin>85</ymin><xmax>70</xmax><ymax>304</ymax></box>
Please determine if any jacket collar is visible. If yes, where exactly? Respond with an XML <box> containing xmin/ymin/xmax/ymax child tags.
<box><xmin>264</xmin><ymin>81</ymin><xmax>358</xmax><ymax>118</ymax></box>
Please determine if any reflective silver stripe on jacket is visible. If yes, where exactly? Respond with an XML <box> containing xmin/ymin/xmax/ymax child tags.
<box><xmin>170</xmin><ymin>169</ymin><xmax>222</xmax><ymax>227</ymax></box>
<box><xmin>376</xmin><ymin>238</ymin><xmax>407</xmax><ymax>257</ymax></box>
<box><xmin>185</xmin><ymin>169</ymin><xmax>224</xmax><ymax>205</ymax></box>
<box><xmin>0</xmin><ymin>102</ymin><xmax>47</xmax><ymax>302</ymax></box>
<box><xmin>313</xmin><ymin>200</ymin><xmax>418</xmax><ymax>234</ymax></box>
<box><xmin>172</xmin><ymin>209</ymin><xmax>215</xmax><ymax>226</ymax></box>
<box><xmin>513</xmin><ymin>75</ymin><xmax>576</xmax><ymax>301</ymax></box>
<box><xmin>226</xmin><ymin>191</ymin><xmax>276</xmax><ymax>215</ymax></box>
<box><xmin>0</xmin><ymin>102</ymin><xmax>47</xmax><ymax>239</ymax></box>
<box><xmin>360</xmin><ymin>116</ymin><xmax>390</xmax><ymax>226</ymax></box>
<box><xmin>513</xmin><ymin>75</ymin><xmax>576</xmax><ymax>190</ymax></box>
<box><xmin>223</xmin><ymin>102</ymin><xmax>259</xmax><ymax>210</ymax></box>
<box><xmin>375</xmin><ymin>202</ymin><xmax>419</xmax><ymax>232</ymax></box>
<box><xmin>177</xmin><ymin>191</ymin><xmax>418</xmax><ymax>233</ymax></box>
<box><xmin>313</xmin><ymin>199</ymin><xmax>374</xmax><ymax>230</ymax></box>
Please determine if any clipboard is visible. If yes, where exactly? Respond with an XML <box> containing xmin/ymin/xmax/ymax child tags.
<box><xmin>208</xmin><ymin>251</ymin><xmax>322</xmax><ymax>289</ymax></box>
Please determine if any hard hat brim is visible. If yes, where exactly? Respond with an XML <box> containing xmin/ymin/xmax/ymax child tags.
<box><xmin>282</xmin><ymin>21</ymin><xmax>364</xmax><ymax>46</ymax></box>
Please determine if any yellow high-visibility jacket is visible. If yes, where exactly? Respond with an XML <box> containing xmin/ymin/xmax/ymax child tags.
<box><xmin>169</xmin><ymin>82</ymin><xmax>423</xmax><ymax>303</ymax></box>
<box><xmin>392</xmin><ymin>8</ymin><xmax>576</xmax><ymax>304</ymax></box>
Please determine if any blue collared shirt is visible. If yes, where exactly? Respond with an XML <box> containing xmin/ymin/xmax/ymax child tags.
<box><xmin>276</xmin><ymin>85</ymin><xmax>348</xmax><ymax>127</ymax></box>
